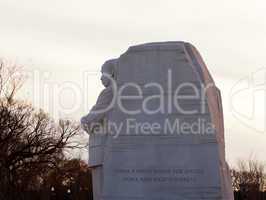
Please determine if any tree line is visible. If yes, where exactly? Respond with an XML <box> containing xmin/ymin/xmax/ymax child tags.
<box><xmin>0</xmin><ymin>61</ymin><xmax>92</xmax><ymax>199</ymax></box>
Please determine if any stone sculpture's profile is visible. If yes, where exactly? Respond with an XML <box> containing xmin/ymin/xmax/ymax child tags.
<box><xmin>81</xmin><ymin>42</ymin><xmax>233</xmax><ymax>200</ymax></box>
<box><xmin>81</xmin><ymin>59</ymin><xmax>116</xmax><ymax>200</ymax></box>
<box><xmin>81</xmin><ymin>59</ymin><xmax>116</xmax><ymax>132</ymax></box>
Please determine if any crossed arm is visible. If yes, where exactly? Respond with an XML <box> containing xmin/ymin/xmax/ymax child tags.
<box><xmin>81</xmin><ymin>87</ymin><xmax>113</xmax><ymax>134</ymax></box>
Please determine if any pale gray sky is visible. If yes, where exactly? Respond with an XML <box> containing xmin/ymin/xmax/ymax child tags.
<box><xmin>0</xmin><ymin>0</ymin><xmax>265</xmax><ymax>164</ymax></box>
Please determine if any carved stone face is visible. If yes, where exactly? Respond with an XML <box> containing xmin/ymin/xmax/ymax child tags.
<box><xmin>100</xmin><ymin>59</ymin><xmax>116</xmax><ymax>87</ymax></box>
<box><xmin>100</xmin><ymin>74</ymin><xmax>111</xmax><ymax>87</ymax></box>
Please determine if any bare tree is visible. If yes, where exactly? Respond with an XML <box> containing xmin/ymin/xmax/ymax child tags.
<box><xmin>0</xmin><ymin>60</ymin><xmax>85</xmax><ymax>199</ymax></box>
<box><xmin>231</xmin><ymin>158</ymin><xmax>266</xmax><ymax>191</ymax></box>
<box><xmin>0</xmin><ymin>60</ymin><xmax>25</xmax><ymax>103</ymax></box>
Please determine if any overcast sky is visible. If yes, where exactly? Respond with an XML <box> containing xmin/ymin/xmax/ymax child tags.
<box><xmin>0</xmin><ymin>0</ymin><xmax>265</xmax><ymax>164</ymax></box>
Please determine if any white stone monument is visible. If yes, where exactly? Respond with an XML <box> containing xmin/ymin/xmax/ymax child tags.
<box><xmin>81</xmin><ymin>41</ymin><xmax>233</xmax><ymax>200</ymax></box>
